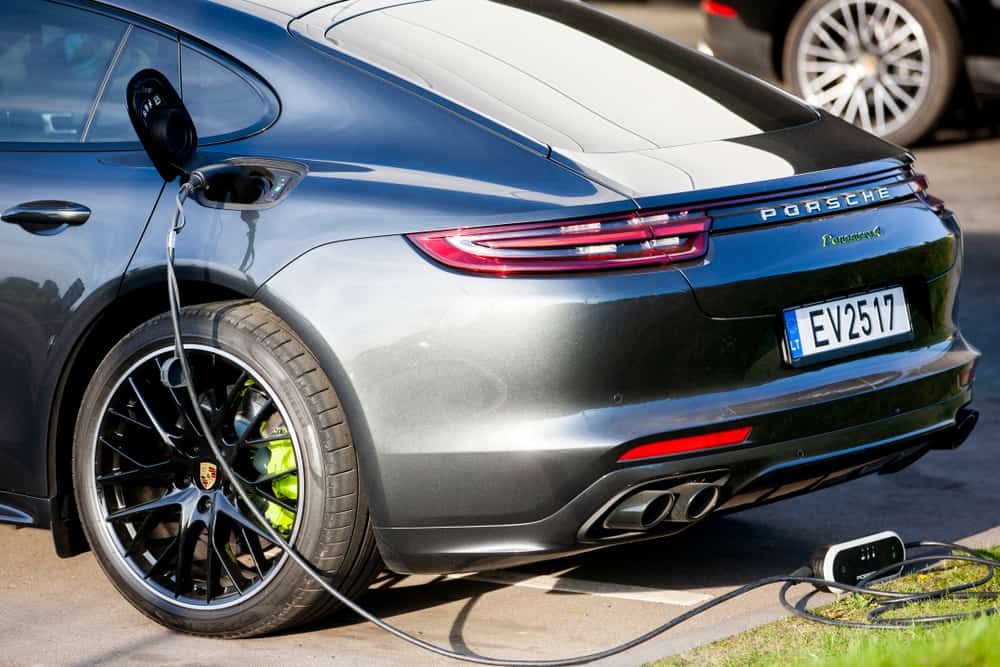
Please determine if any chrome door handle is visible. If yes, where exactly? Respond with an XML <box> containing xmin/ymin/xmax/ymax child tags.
<box><xmin>2</xmin><ymin>201</ymin><xmax>91</xmax><ymax>227</ymax></box>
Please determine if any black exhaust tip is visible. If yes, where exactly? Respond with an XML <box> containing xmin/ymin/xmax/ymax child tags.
<box><xmin>932</xmin><ymin>408</ymin><xmax>979</xmax><ymax>451</ymax></box>
<box><xmin>668</xmin><ymin>483</ymin><xmax>721</xmax><ymax>522</ymax></box>
<box><xmin>602</xmin><ymin>489</ymin><xmax>676</xmax><ymax>531</ymax></box>
<box><xmin>955</xmin><ymin>408</ymin><xmax>980</xmax><ymax>447</ymax></box>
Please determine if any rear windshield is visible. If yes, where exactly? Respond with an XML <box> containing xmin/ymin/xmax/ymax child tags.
<box><xmin>314</xmin><ymin>0</ymin><xmax>817</xmax><ymax>153</ymax></box>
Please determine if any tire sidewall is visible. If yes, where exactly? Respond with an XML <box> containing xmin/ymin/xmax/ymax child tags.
<box><xmin>73</xmin><ymin>307</ymin><xmax>350</xmax><ymax>634</ymax></box>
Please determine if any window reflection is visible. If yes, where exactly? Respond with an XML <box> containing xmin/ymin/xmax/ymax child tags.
<box><xmin>324</xmin><ymin>0</ymin><xmax>815</xmax><ymax>152</ymax></box>
<box><xmin>0</xmin><ymin>0</ymin><xmax>125</xmax><ymax>143</ymax></box>
<box><xmin>87</xmin><ymin>27</ymin><xmax>180</xmax><ymax>143</ymax></box>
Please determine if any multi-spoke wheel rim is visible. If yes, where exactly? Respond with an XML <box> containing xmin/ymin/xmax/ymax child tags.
<box><xmin>797</xmin><ymin>0</ymin><xmax>931</xmax><ymax>137</ymax></box>
<box><xmin>91</xmin><ymin>345</ymin><xmax>303</xmax><ymax>610</ymax></box>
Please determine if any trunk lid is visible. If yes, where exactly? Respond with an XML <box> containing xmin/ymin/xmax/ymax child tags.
<box><xmin>677</xmin><ymin>166</ymin><xmax>957</xmax><ymax>318</ymax></box>
<box><xmin>550</xmin><ymin>112</ymin><xmax>906</xmax><ymax>203</ymax></box>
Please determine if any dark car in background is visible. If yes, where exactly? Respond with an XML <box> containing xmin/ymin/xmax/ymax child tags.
<box><xmin>0</xmin><ymin>0</ymin><xmax>979</xmax><ymax>638</ymax></box>
<box><xmin>701</xmin><ymin>0</ymin><xmax>1000</xmax><ymax>145</ymax></box>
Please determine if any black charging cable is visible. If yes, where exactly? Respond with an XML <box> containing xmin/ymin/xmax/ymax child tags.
<box><xmin>166</xmin><ymin>177</ymin><xmax>1000</xmax><ymax>665</ymax></box>
<box><xmin>781</xmin><ymin>541</ymin><xmax>1000</xmax><ymax>627</ymax></box>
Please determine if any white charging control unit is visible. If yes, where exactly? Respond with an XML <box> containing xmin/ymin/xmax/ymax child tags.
<box><xmin>813</xmin><ymin>531</ymin><xmax>906</xmax><ymax>593</ymax></box>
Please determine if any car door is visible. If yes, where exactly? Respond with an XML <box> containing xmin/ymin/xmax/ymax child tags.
<box><xmin>0</xmin><ymin>0</ymin><xmax>178</xmax><ymax>496</ymax></box>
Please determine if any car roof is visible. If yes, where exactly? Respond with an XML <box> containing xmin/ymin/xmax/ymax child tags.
<box><xmin>96</xmin><ymin>0</ymin><xmax>413</xmax><ymax>26</ymax></box>
<box><xmin>295</xmin><ymin>0</ymin><xmax>816</xmax><ymax>154</ymax></box>
<box><xmin>235</xmin><ymin>0</ymin><xmax>335</xmax><ymax>17</ymax></box>
<box><xmin>93</xmin><ymin>0</ymin><xmax>324</xmax><ymax>32</ymax></box>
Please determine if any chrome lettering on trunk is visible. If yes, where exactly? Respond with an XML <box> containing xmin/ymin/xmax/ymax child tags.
<box><xmin>759</xmin><ymin>186</ymin><xmax>891</xmax><ymax>222</ymax></box>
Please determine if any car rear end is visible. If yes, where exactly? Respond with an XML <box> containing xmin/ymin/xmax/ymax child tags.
<box><xmin>276</xmin><ymin>0</ymin><xmax>978</xmax><ymax>574</ymax></box>
<box><xmin>338</xmin><ymin>163</ymin><xmax>975</xmax><ymax>574</ymax></box>
<box><xmin>657</xmin><ymin>163</ymin><xmax>976</xmax><ymax>505</ymax></box>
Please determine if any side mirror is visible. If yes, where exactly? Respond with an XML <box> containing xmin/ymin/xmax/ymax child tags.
<box><xmin>126</xmin><ymin>69</ymin><xmax>197</xmax><ymax>182</ymax></box>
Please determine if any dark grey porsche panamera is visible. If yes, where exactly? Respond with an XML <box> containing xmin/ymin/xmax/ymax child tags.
<box><xmin>0</xmin><ymin>0</ymin><xmax>978</xmax><ymax>637</ymax></box>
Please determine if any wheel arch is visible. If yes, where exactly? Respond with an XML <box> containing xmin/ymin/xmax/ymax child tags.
<box><xmin>252</xmin><ymin>284</ymin><xmax>387</xmax><ymax>533</ymax></box>
<box><xmin>48</xmin><ymin>279</ymin><xmax>248</xmax><ymax>557</ymax></box>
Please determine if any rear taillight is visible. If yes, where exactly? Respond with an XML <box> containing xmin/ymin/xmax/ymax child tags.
<box><xmin>408</xmin><ymin>210</ymin><xmax>711</xmax><ymax>275</ymax></box>
<box><xmin>904</xmin><ymin>173</ymin><xmax>945</xmax><ymax>212</ymax></box>
<box><xmin>959</xmin><ymin>360</ymin><xmax>977</xmax><ymax>388</ymax></box>
<box><xmin>701</xmin><ymin>1</ymin><xmax>738</xmax><ymax>18</ymax></box>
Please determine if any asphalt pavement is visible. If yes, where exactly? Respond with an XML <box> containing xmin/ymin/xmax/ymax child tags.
<box><xmin>3</xmin><ymin>3</ymin><xmax>999</xmax><ymax>666</ymax></box>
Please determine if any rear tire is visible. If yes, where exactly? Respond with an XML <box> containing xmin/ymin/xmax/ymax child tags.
<box><xmin>784</xmin><ymin>0</ymin><xmax>961</xmax><ymax>146</ymax></box>
<box><xmin>72</xmin><ymin>300</ymin><xmax>381</xmax><ymax>637</ymax></box>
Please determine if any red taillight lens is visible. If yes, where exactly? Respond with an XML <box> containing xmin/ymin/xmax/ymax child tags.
<box><xmin>959</xmin><ymin>361</ymin><xmax>977</xmax><ymax>388</ymax></box>
<box><xmin>702</xmin><ymin>1</ymin><xmax>738</xmax><ymax>18</ymax></box>
<box><xmin>407</xmin><ymin>210</ymin><xmax>711</xmax><ymax>275</ymax></box>
<box><xmin>904</xmin><ymin>173</ymin><xmax>945</xmax><ymax>212</ymax></box>
<box><xmin>618</xmin><ymin>426</ymin><xmax>752</xmax><ymax>463</ymax></box>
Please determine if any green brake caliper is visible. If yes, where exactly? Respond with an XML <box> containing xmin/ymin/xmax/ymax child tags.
<box><xmin>259</xmin><ymin>416</ymin><xmax>297</xmax><ymax>536</ymax></box>
<box><xmin>235</xmin><ymin>380</ymin><xmax>298</xmax><ymax>536</ymax></box>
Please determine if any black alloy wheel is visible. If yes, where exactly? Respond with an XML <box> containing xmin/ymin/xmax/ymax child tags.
<box><xmin>73</xmin><ymin>301</ymin><xmax>382</xmax><ymax>637</ymax></box>
<box><xmin>92</xmin><ymin>344</ymin><xmax>300</xmax><ymax>608</ymax></box>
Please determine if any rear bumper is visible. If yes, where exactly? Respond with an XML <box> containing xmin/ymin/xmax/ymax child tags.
<box><xmin>374</xmin><ymin>339</ymin><xmax>977</xmax><ymax>573</ymax></box>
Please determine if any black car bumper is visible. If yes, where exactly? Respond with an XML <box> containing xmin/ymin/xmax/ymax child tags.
<box><xmin>376</xmin><ymin>365</ymin><xmax>976</xmax><ymax>574</ymax></box>
<box><xmin>377</xmin><ymin>318</ymin><xmax>978</xmax><ymax>573</ymax></box>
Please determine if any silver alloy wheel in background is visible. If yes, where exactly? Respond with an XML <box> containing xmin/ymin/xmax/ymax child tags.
<box><xmin>796</xmin><ymin>0</ymin><xmax>931</xmax><ymax>137</ymax></box>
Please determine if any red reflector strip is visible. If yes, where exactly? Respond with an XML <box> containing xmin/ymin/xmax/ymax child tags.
<box><xmin>702</xmin><ymin>1</ymin><xmax>738</xmax><ymax>18</ymax></box>
<box><xmin>618</xmin><ymin>426</ymin><xmax>752</xmax><ymax>462</ymax></box>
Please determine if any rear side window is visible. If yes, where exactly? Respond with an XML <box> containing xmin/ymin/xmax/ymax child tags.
<box><xmin>88</xmin><ymin>39</ymin><xmax>277</xmax><ymax>144</ymax></box>
<box><xmin>86</xmin><ymin>26</ymin><xmax>180</xmax><ymax>143</ymax></box>
<box><xmin>0</xmin><ymin>1</ymin><xmax>276</xmax><ymax>147</ymax></box>
<box><xmin>0</xmin><ymin>0</ymin><xmax>125</xmax><ymax>143</ymax></box>
<box><xmin>181</xmin><ymin>45</ymin><xmax>279</xmax><ymax>143</ymax></box>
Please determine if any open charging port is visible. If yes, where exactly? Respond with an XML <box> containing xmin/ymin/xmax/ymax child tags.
<box><xmin>193</xmin><ymin>157</ymin><xmax>306</xmax><ymax>210</ymax></box>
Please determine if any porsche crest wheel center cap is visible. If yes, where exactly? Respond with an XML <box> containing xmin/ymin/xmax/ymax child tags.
<box><xmin>198</xmin><ymin>461</ymin><xmax>219</xmax><ymax>491</ymax></box>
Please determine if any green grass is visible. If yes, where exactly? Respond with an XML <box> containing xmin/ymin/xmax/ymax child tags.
<box><xmin>652</xmin><ymin>547</ymin><xmax>1000</xmax><ymax>667</ymax></box>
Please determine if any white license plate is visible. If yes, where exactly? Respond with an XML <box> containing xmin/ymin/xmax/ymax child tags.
<box><xmin>784</xmin><ymin>286</ymin><xmax>912</xmax><ymax>365</ymax></box>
